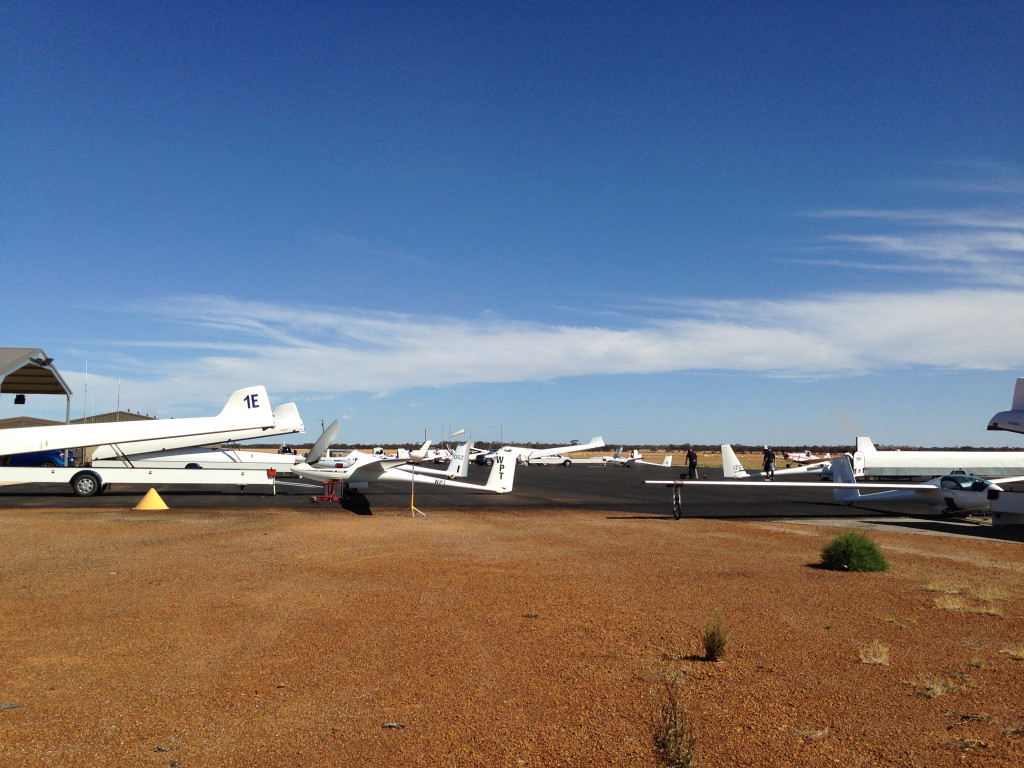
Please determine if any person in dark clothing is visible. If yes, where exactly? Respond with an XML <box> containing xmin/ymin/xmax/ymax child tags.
<box><xmin>685</xmin><ymin>448</ymin><xmax>698</xmax><ymax>479</ymax></box>
<box><xmin>762</xmin><ymin>446</ymin><xmax>776</xmax><ymax>480</ymax></box>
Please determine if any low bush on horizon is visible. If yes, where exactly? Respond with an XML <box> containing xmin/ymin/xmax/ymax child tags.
<box><xmin>821</xmin><ymin>532</ymin><xmax>890</xmax><ymax>572</ymax></box>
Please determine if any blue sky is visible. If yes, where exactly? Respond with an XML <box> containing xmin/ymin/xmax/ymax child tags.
<box><xmin>3</xmin><ymin>1</ymin><xmax>1023</xmax><ymax>448</ymax></box>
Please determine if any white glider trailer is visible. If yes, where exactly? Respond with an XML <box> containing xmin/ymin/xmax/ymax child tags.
<box><xmin>0</xmin><ymin>464</ymin><xmax>277</xmax><ymax>497</ymax></box>
<box><xmin>0</xmin><ymin>384</ymin><xmax>283</xmax><ymax>497</ymax></box>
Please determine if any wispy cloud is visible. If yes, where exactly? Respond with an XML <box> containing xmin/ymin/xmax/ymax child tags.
<box><xmin>800</xmin><ymin>204</ymin><xmax>1024</xmax><ymax>285</ymax></box>
<box><xmin>62</xmin><ymin>283</ymin><xmax>1024</xmax><ymax>416</ymax></box>
<box><xmin>46</xmin><ymin>199</ymin><xmax>1024</xmax><ymax>417</ymax></box>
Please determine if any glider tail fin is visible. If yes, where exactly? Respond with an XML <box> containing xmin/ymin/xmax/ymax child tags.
<box><xmin>831</xmin><ymin>456</ymin><xmax>861</xmax><ymax>502</ymax></box>
<box><xmin>484</xmin><ymin>447</ymin><xmax>517</xmax><ymax>493</ymax></box>
<box><xmin>1012</xmin><ymin>378</ymin><xmax>1024</xmax><ymax>410</ymax></box>
<box><xmin>446</xmin><ymin>441</ymin><xmax>472</xmax><ymax>478</ymax></box>
<box><xmin>721</xmin><ymin>445</ymin><xmax>749</xmax><ymax>478</ymax></box>
<box><xmin>217</xmin><ymin>386</ymin><xmax>271</xmax><ymax>419</ymax></box>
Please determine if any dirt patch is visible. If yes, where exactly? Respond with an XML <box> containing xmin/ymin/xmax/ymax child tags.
<box><xmin>1</xmin><ymin>506</ymin><xmax>1023</xmax><ymax>766</ymax></box>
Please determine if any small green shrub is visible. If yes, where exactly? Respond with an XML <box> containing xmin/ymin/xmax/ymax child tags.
<box><xmin>821</xmin><ymin>532</ymin><xmax>890</xmax><ymax>572</ymax></box>
<box><xmin>702</xmin><ymin>612</ymin><xmax>728</xmax><ymax>662</ymax></box>
<box><xmin>650</xmin><ymin>670</ymin><xmax>697</xmax><ymax>768</ymax></box>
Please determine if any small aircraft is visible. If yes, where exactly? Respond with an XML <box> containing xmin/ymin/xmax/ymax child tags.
<box><xmin>721</xmin><ymin>445</ymin><xmax>830</xmax><ymax>479</ymax></box>
<box><xmin>572</xmin><ymin>447</ymin><xmax>673</xmax><ymax>467</ymax></box>
<box><xmin>988</xmin><ymin>377</ymin><xmax>1024</xmax><ymax>435</ymax></box>
<box><xmin>648</xmin><ymin>456</ymin><xmax>1024</xmax><ymax>518</ymax></box>
<box><xmin>781</xmin><ymin>449</ymin><xmax>830</xmax><ymax>465</ymax></box>
<box><xmin>474</xmin><ymin>436</ymin><xmax>605</xmax><ymax>466</ymax></box>
<box><xmin>291</xmin><ymin>422</ymin><xmax>515</xmax><ymax>497</ymax></box>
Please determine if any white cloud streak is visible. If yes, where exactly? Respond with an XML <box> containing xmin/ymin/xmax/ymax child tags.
<box><xmin>47</xmin><ymin>204</ymin><xmax>1024</xmax><ymax>415</ymax></box>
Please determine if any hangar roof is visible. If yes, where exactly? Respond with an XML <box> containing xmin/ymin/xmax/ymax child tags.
<box><xmin>0</xmin><ymin>348</ymin><xmax>73</xmax><ymax>397</ymax></box>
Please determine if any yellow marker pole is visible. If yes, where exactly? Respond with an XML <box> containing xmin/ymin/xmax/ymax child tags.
<box><xmin>410</xmin><ymin>466</ymin><xmax>425</xmax><ymax>517</ymax></box>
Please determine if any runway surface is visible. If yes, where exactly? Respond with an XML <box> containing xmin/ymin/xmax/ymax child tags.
<box><xmin>3</xmin><ymin>461</ymin><xmax>1022</xmax><ymax>542</ymax></box>
<box><xmin>0</xmin><ymin>462</ymin><xmax>913</xmax><ymax>517</ymax></box>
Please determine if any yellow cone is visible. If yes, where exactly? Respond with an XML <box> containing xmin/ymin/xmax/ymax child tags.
<box><xmin>134</xmin><ymin>488</ymin><xmax>169</xmax><ymax>510</ymax></box>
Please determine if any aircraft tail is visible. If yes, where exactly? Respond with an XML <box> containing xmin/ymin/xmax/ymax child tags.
<box><xmin>1012</xmin><ymin>378</ymin><xmax>1024</xmax><ymax>410</ymax></box>
<box><xmin>271</xmin><ymin>402</ymin><xmax>305</xmax><ymax>434</ymax></box>
<box><xmin>446</xmin><ymin>441</ymin><xmax>472</xmax><ymax>478</ymax></box>
<box><xmin>612</xmin><ymin>447</ymin><xmax>623</xmax><ymax>459</ymax></box>
<box><xmin>831</xmin><ymin>456</ymin><xmax>861</xmax><ymax>502</ymax></box>
<box><xmin>721</xmin><ymin>445</ymin><xmax>749</xmax><ymax>478</ymax></box>
<box><xmin>661</xmin><ymin>454</ymin><xmax>673</xmax><ymax>467</ymax></box>
<box><xmin>410</xmin><ymin>441</ymin><xmax>431</xmax><ymax>461</ymax></box>
<box><xmin>216</xmin><ymin>386</ymin><xmax>272</xmax><ymax>419</ymax></box>
<box><xmin>484</xmin><ymin>447</ymin><xmax>517</xmax><ymax>493</ymax></box>
<box><xmin>855</xmin><ymin>436</ymin><xmax>876</xmax><ymax>453</ymax></box>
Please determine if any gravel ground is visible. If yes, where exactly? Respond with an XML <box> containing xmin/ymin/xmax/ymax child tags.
<box><xmin>1</xmin><ymin>505</ymin><xmax>1023</xmax><ymax>767</ymax></box>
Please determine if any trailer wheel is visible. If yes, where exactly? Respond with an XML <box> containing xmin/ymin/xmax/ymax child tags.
<box><xmin>71</xmin><ymin>471</ymin><xmax>102</xmax><ymax>497</ymax></box>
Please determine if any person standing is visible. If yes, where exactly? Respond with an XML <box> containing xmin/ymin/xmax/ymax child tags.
<box><xmin>685</xmin><ymin>447</ymin><xmax>698</xmax><ymax>479</ymax></box>
<box><xmin>762</xmin><ymin>446</ymin><xmax>776</xmax><ymax>480</ymax></box>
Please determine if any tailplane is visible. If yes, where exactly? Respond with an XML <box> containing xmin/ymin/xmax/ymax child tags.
<box><xmin>484</xmin><ymin>447</ymin><xmax>517</xmax><ymax>493</ymax></box>
<box><xmin>216</xmin><ymin>386</ymin><xmax>272</xmax><ymax>419</ymax></box>
<box><xmin>1013</xmin><ymin>378</ymin><xmax>1024</xmax><ymax>410</ymax></box>
<box><xmin>855</xmin><ymin>437</ymin><xmax>876</xmax><ymax>453</ymax></box>
<box><xmin>721</xmin><ymin>445</ymin><xmax>749</xmax><ymax>478</ymax></box>
<box><xmin>831</xmin><ymin>456</ymin><xmax>861</xmax><ymax>502</ymax></box>
<box><xmin>446</xmin><ymin>441</ymin><xmax>472</xmax><ymax>478</ymax></box>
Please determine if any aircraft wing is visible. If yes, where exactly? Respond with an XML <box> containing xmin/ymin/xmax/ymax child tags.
<box><xmin>645</xmin><ymin>480</ymin><xmax>925</xmax><ymax>490</ymax></box>
<box><xmin>530</xmin><ymin>436</ymin><xmax>605</xmax><ymax>459</ymax></box>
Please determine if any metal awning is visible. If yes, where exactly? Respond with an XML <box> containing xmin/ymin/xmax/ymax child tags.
<box><xmin>0</xmin><ymin>348</ymin><xmax>73</xmax><ymax>422</ymax></box>
<box><xmin>0</xmin><ymin>348</ymin><xmax>72</xmax><ymax>395</ymax></box>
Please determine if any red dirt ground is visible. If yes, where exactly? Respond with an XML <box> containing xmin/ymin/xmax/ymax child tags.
<box><xmin>1</xmin><ymin>505</ymin><xmax>1022</xmax><ymax>767</ymax></box>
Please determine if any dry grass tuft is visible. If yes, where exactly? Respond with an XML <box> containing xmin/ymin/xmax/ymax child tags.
<box><xmin>932</xmin><ymin>594</ymin><xmax>1003</xmax><ymax>616</ymax></box>
<box><xmin>972</xmin><ymin>584</ymin><xmax>1009</xmax><ymax>603</ymax></box>
<box><xmin>859</xmin><ymin>640</ymin><xmax>890</xmax><ymax>665</ymax></box>
<box><xmin>924</xmin><ymin>578</ymin><xmax>965</xmax><ymax>594</ymax></box>
<box><xmin>934</xmin><ymin>594</ymin><xmax>970</xmax><ymax>611</ymax></box>
<box><xmin>1000</xmin><ymin>643</ymin><xmax>1024</xmax><ymax>660</ymax></box>
<box><xmin>649</xmin><ymin>670</ymin><xmax>697</xmax><ymax>768</ymax></box>
<box><xmin>944</xmin><ymin>711</ymin><xmax>995</xmax><ymax>724</ymax></box>
<box><xmin>908</xmin><ymin>674</ymin><xmax>969</xmax><ymax>699</ymax></box>
<box><xmin>943</xmin><ymin>738</ymin><xmax>987</xmax><ymax>750</ymax></box>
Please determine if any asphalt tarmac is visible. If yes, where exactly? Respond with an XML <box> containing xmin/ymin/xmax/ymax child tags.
<box><xmin>0</xmin><ymin>462</ymin><xmax>892</xmax><ymax>517</ymax></box>
<box><xmin>4</xmin><ymin>461</ymin><xmax>1022</xmax><ymax>541</ymax></box>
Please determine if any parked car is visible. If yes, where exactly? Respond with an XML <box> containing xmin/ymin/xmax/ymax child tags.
<box><xmin>528</xmin><ymin>454</ymin><xmax>573</xmax><ymax>466</ymax></box>
<box><xmin>1</xmin><ymin>449</ymin><xmax>76</xmax><ymax>467</ymax></box>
